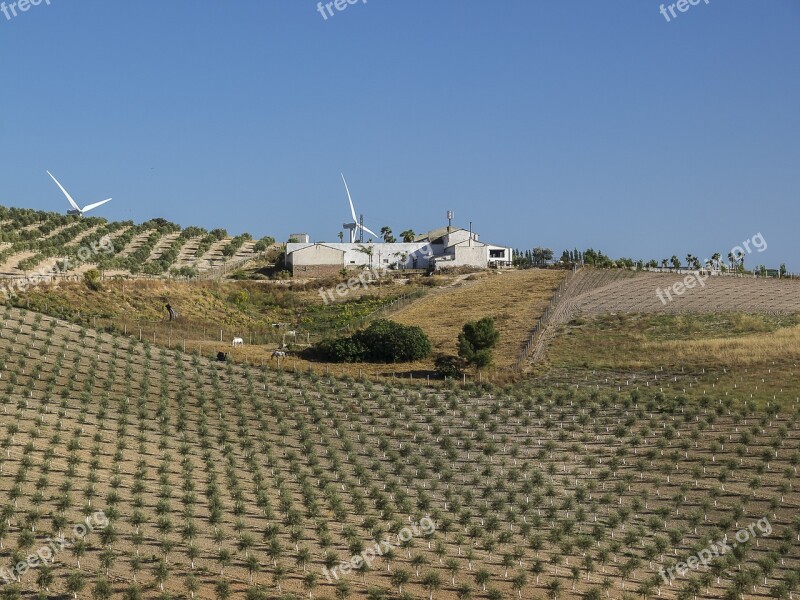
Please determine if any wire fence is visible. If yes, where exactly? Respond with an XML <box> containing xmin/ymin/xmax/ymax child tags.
<box><xmin>515</xmin><ymin>266</ymin><xmax>579</xmax><ymax>370</ymax></box>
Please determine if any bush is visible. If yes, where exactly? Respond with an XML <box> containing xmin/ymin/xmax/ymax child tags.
<box><xmin>253</xmin><ymin>236</ymin><xmax>276</xmax><ymax>252</ymax></box>
<box><xmin>310</xmin><ymin>337</ymin><xmax>368</xmax><ymax>363</ymax></box>
<box><xmin>170</xmin><ymin>266</ymin><xmax>198</xmax><ymax>279</ymax></box>
<box><xmin>352</xmin><ymin>319</ymin><xmax>430</xmax><ymax>363</ymax></box>
<box><xmin>434</xmin><ymin>355</ymin><xmax>465</xmax><ymax>378</ymax></box>
<box><xmin>306</xmin><ymin>319</ymin><xmax>431</xmax><ymax>363</ymax></box>
<box><xmin>84</xmin><ymin>269</ymin><xmax>102</xmax><ymax>291</ymax></box>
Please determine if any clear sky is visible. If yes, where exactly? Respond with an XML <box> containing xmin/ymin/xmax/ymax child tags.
<box><xmin>2</xmin><ymin>0</ymin><xmax>798</xmax><ymax>269</ymax></box>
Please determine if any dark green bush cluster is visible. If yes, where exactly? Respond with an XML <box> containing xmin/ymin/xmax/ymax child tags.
<box><xmin>434</xmin><ymin>355</ymin><xmax>466</xmax><ymax>378</ymax></box>
<box><xmin>306</xmin><ymin>319</ymin><xmax>431</xmax><ymax>363</ymax></box>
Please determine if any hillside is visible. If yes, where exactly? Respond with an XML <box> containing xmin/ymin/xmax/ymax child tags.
<box><xmin>0</xmin><ymin>205</ymin><xmax>274</xmax><ymax>280</ymax></box>
<box><xmin>0</xmin><ymin>305</ymin><xmax>798</xmax><ymax>600</ymax></box>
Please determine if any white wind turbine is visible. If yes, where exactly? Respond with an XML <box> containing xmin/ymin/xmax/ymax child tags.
<box><xmin>341</xmin><ymin>173</ymin><xmax>379</xmax><ymax>243</ymax></box>
<box><xmin>47</xmin><ymin>171</ymin><xmax>112</xmax><ymax>217</ymax></box>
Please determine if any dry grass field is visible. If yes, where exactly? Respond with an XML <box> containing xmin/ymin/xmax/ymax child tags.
<box><xmin>391</xmin><ymin>269</ymin><xmax>565</xmax><ymax>371</ymax></box>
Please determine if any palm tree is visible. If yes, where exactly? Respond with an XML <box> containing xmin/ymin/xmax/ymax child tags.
<box><xmin>357</xmin><ymin>244</ymin><xmax>375</xmax><ymax>269</ymax></box>
<box><xmin>380</xmin><ymin>227</ymin><xmax>396</xmax><ymax>243</ymax></box>
<box><xmin>401</xmin><ymin>230</ymin><xmax>415</xmax><ymax>243</ymax></box>
<box><xmin>338</xmin><ymin>231</ymin><xmax>344</xmax><ymax>242</ymax></box>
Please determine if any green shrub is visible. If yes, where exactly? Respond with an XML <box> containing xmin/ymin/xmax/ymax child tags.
<box><xmin>84</xmin><ymin>269</ymin><xmax>102</xmax><ymax>292</ymax></box>
<box><xmin>253</xmin><ymin>236</ymin><xmax>275</xmax><ymax>252</ymax></box>
<box><xmin>434</xmin><ymin>355</ymin><xmax>466</xmax><ymax>378</ymax></box>
<box><xmin>352</xmin><ymin>319</ymin><xmax>431</xmax><ymax>363</ymax></box>
<box><xmin>310</xmin><ymin>337</ymin><xmax>369</xmax><ymax>363</ymax></box>
<box><xmin>306</xmin><ymin>319</ymin><xmax>431</xmax><ymax>363</ymax></box>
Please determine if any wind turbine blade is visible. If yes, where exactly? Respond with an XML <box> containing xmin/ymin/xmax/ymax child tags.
<box><xmin>341</xmin><ymin>173</ymin><xmax>358</xmax><ymax>222</ymax></box>
<box><xmin>359</xmin><ymin>224</ymin><xmax>379</xmax><ymax>239</ymax></box>
<box><xmin>47</xmin><ymin>171</ymin><xmax>81</xmax><ymax>212</ymax></box>
<box><xmin>81</xmin><ymin>198</ymin><xmax>112</xmax><ymax>213</ymax></box>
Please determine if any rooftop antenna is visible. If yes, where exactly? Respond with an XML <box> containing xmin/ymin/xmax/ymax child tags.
<box><xmin>447</xmin><ymin>210</ymin><xmax>454</xmax><ymax>232</ymax></box>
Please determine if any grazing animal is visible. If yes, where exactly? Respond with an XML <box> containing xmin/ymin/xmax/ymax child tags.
<box><xmin>232</xmin><ymin>337</ymin><xmax>244</xmax><ymax>347</ymax></box>
<box><xmin>271</xmin><ymin>351</ymin><xmax>286</xmax><ymax>359</ymax></box>
<box><xmin>216</xmin><ymin>352</ymin><xmax>228</xmax><ymax>362</ymax></box>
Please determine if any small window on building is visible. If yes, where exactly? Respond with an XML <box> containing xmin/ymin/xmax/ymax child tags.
<box><xmin>489</xmin><ymin>249</ymin><xmax>505</xmax><ymax>258</ymax></box>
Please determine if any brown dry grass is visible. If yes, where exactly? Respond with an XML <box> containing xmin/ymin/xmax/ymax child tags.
<box><xmin>547</xmin><ymin>313</ymin><xmax>800</xmax><ymax>371</ymax></box>
<box><xmin>391</xmin><ymin>268</ymin><xmax>565</xmax><ymax>370</ymax></box>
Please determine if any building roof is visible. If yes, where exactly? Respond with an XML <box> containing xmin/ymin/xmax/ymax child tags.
<box><xmin>286</xmin><ymin>243</ymin><xmax>345</xmax><ymax>255</ymax></box>
<box><xmin>414</xmin><ymin>226</ymin><xmax>469</xmax><ymax>243</ymax></box>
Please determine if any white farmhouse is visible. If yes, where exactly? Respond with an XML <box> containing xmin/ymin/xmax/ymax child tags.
<box><xmin>285</xmin><ymin>227</ymin><xmax>512</xmax><ymax>276</ymax></box>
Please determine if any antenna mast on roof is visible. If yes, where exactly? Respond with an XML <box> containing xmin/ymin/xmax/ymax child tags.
<box><xmin>447</xmin><ymin>210</ymin><xmax>454</xmax><ymax>232</ymax></box>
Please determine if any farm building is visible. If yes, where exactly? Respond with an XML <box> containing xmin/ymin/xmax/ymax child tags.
<box><xmin>285</xmin><ymin>227</ymin><xmax>512</xmax><ymax>276</ymax></box>
<box><xmin>415</xmin><ymin>227</ymin><xmax>513</xmax><ymax>270</ymax></box>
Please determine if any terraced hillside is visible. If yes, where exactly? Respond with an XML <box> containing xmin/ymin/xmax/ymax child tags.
<box><xmin>1</xmin><ymin>306</ymin><xmax>798</xmax><ymax>599</ymax></box>
<box><xmin>0</xmin><ymin>205</ymin><xmax>274</xmax><ymax>280</ymax></box>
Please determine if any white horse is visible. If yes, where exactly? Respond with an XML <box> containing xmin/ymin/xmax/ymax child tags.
<box><xmin>232</xmin><ymin>337</ymin><xmax>244</xmax><ymax>347</ymax></box>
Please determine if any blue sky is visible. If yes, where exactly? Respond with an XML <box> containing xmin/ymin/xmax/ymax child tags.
<box><xmin>2</xmin><ymin>0</ymin><xmax>798</xmax><ymax>269</ymax></box>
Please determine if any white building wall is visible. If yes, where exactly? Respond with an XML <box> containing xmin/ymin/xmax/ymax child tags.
<box><xmin>286</xmin><ymin>242</ymin><xmax>434</xmax><ymax>270</ymax></box>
